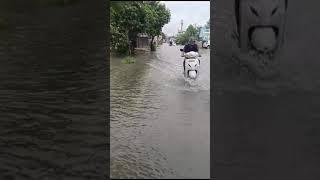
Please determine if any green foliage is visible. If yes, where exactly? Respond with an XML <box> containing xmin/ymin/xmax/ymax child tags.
<box><xmin>196</xmin><ymin>27</ymin><xmax>201</xmax><ymax>40</ymax></box>
<box><xmin>110</xmin><ymin>1</ymin><xmax>170</xmax><ymax>53</ymax></box>
<box><xmin>111</xmin><ymin>2</ymin><xmax>146</xmax><ymax>55</ymax></box>
<box><xmin>112</xmin><ymin>2</ymin><xmax>146</xmax><ymax>37</ymax></box>
<box><xmin>143</xmin><ymin>1</ymin><xmax>170</xmax><ymax>51</ymax></box>
<box><xmin>186</xmin><ymin>25</ymin><xmax>198</xmax><ymax>37</ymax></box>
<box><xmin>176</xmin><ymin>33</ymin><xmax>187</xmax><ymax>45</ymax></box>
<box><xmin>110</xmin><ymin>25</ymin><xmax>128</xmax><ymax>54</ymax></box>
<box><xmin>122</xmin><ymin>56</ymin><xmax>136</xmax><ymax>64</ymax></box>
<box><xmin>176</xmin><ymin>25</ymin><xmax>199</xmax><ymax>45</ymax></box>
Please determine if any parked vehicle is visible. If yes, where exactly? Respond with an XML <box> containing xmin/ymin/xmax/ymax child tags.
<box><xmin>202</xmin><ymin>40</ymin><xmax>210</xmax><ymax>49</ymax></box>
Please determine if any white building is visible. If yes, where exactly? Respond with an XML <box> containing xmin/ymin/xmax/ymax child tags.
<box><xmin>199</xmin><ymin>26</ymin><xmax>210</xmax><ymax>42</ymax></box>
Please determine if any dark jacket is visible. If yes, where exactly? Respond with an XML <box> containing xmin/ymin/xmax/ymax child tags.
<box><xmin>183</xmin><ymin>43</ymin><xmax>198</xmax><ymax>53</ymax></box>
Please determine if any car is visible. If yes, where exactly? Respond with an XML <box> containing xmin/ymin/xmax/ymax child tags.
<box><xmin>202</xmin><ymin>40</ymin><xmax>210</xmax><ymax>49</ymax></box>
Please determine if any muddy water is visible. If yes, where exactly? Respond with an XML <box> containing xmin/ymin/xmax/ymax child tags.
<box><xmin>0</xmin><ymin>1</ymin><xmax>107</xmax><ymax>179</ymax></box>
<box><xmin>111</xmin><ymin>44</ymin><xmax>210</xmax><ymax>179</ymax></box>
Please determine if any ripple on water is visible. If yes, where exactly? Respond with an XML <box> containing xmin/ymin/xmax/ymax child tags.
<box><xmin>110</xmin><ymin>44</ymin><xmax>210</xmax><ymax>178</ymax></box>
<box><xmin>111</xmin><ymin>74</ymin><xmax>175</xmax><ymax>178</ymax></box>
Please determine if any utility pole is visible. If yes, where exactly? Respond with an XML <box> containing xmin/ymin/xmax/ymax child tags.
<box><xmin>180</xmin><ymin>19</ymin><xmax>183</xmax><ymax>32</ymax></box>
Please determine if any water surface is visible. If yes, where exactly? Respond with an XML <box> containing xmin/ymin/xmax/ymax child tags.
<box><xmin>111</xmin><ymin>44</ymin><xmax>210</xmax><ymax>179</ymax></box>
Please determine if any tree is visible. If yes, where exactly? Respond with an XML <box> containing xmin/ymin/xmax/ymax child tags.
<box><xmin>110</xmin><ymin>1</ymin><xmax>146</xmax><ymax>55</ymax></box>
<box><xmin>110</xmin><ymin>1</ymin><xmax>170</xmax><ymax>54</ymax></box>
<box><xmin>176</xmin><ymin>24</ymin><xmax>198</xmax><ymax>45</ymax></box>
<box><xmin>196</xmin><ymin>26</ymin><xmax>202</xmax><ymax>41</ymax></box>
<box><xmin>110</xmin><ymin>24</ymin><xmax>128</xmax><ymax>54</ymax></box>
<box><xmin>185</xmin><ymin>25</ymin><xmax>198</xmax><ymax>38</ymax></box>
<box><xmin>143</xmin><ymin>1</ymin><xmax>170</xmax><ymax>51</ymax></box>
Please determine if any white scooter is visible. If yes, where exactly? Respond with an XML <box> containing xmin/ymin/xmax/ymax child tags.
<box><xmin>180</xmin><ymin>49</ymin><xmax>201</xmax><ymax>80</ymax></box>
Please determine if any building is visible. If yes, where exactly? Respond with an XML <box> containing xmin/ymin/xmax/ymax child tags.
<box><xmin>136</xmin><ymin>33</ymin><xmax>164</xmax><ymax>49</ymax></box>
<box><xmin>178</xmin><ymin>19</ymin><xmax>184</xmax><ymax>34</ymax></box>
<box><xmin>199</xmin><ymin>26</ymin><xmax>210</xmax><ymax>42</ymax></box>
<box><xmin>136</xmin><ymin>33</ymin><xmax>149</xmax><ymax>49</ymax></box>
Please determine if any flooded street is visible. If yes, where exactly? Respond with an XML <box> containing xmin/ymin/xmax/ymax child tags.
<box><xmin>110</xmin><ymin>44</ymin><xmax>210</xmax><ymax>179</ymax></box>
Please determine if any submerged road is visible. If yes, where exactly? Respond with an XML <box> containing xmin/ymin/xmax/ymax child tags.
<box><xmin>110</xmin><ymin>43</ymin><xmax>210</xmax><ymax>179</ymax></box>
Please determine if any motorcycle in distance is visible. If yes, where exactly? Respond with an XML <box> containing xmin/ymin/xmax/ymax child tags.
<box><xmin>180</xmin><ymin>49</ymin><xmax>201</xmax><ymax>80</ymax></box>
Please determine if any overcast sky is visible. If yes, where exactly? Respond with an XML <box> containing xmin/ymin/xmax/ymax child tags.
<box><xmin>161</xmin><ymin>1</ymin><xmax>210</xmax><ymax>36</ymax></box>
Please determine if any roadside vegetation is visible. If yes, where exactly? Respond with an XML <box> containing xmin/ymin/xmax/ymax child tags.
<box><xmin>110</xmin><ymin>1</ymin><xmax>171</xmax><ymax>55</ymax></box>
<box><xmin>122</xmin><ymin>56</ymin><xmax>136</xmax><ymax>64</ymax></box>
<box><xmin>176</xmin><ymin>25</ymin><xmax>198</xmax><ymax>45</ymax></box>
<box><xmin>176</xmin><ymin>19</ymin><xmax>210</xmax><ymax>45</ymax></box>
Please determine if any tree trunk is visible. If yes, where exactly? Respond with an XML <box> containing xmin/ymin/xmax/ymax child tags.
<box><xmin>127</xmin><ymin>31</ymin><xmax>131</xmax><ymax>56</ymax></box>
<box><xmin>150</xmin><ymin>36</ymin><xmax>155</xmax><ymax>51</ymax></box>
<box><xmin>127</xmin><ymin>31</ymin><xmax>136</xmax><ymax>56</ymax></box>
<box><xmin>130</xmin><ymin>40</ymin><xmax>135</xmax><ymax>55</ymax></box>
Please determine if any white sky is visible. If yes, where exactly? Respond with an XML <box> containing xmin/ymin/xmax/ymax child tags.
<box><xmin>161</xmin><ymin>1</ymin><xmax>210</xmax><ymax>36</ymax></box>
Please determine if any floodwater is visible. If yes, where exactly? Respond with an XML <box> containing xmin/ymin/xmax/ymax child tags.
<box><xmin>110</xmin><ymin>44</ymin><xmax>210</xmax><ymax>179</ymax></box>
<box><xmin>0</xmin><ymin>1</ymin><xmax>107</xmax><ymax>179</ymax></box>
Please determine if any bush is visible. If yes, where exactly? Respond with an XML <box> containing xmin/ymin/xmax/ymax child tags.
<box><xmin>110</xmin><ymin>25</ymin><xmax>129</xmax><ymax>54</ymax></box>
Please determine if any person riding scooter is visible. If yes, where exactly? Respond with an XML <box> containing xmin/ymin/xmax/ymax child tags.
<box><xmin>182</xmin><ymin>37</ymin><xmax>200</xmax><ymax>72</ymax></box>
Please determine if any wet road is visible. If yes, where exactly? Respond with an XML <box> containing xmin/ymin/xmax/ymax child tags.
<box><xmin>110</xmin><ymin>44</ymin><xmax>210</xmax><ymax>179</ymax></box>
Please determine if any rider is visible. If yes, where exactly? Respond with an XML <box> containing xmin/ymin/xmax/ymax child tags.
<box><xmin>183</xmin><ymin>37</ymin><xmax>199</xmax><ymax>71</ymax></box>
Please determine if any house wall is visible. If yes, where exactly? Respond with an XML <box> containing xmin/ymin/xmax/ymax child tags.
<box><xmin>136</xmin><ymin>37</ymin><xmax>149</xmax><ymax>48</ymax></box>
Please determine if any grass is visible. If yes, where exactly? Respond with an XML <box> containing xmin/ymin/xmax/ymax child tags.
<box><xmin>122</xmin><ymin>56</ymin><xmax>136</xmax><ymax>64</ymax></box>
